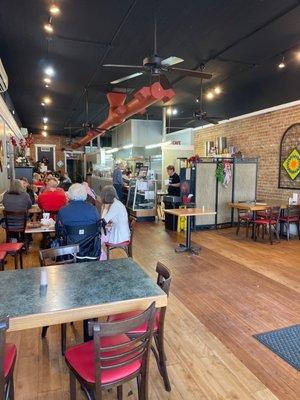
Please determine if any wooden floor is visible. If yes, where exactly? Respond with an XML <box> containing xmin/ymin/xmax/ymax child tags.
<box><xmin>4</xmin><ymin>221</ymin><xmax>300</xmax><ymax>400</ymax></box>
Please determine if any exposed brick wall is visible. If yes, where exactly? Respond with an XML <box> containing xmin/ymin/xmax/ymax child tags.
<box><xmin>28</xmin><ymin>134</ymin><xmax>83</xmax><ymax>172</ymax></box>
<box><xmin>194</xmin><ymin>104</ymin><xmax>300</xmax><ymax>201</ymax></box>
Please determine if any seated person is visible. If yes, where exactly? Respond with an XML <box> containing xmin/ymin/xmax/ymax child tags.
<box><xmin>38</xmin><ymin>177</ymin><xmax>67</xmax><ymax>214</ymax></box>
<box><xmin>3</xmin><ymin>179</ymin><xmax>32</xmax><ymax>211</ymax></box>
<box><xmin>20</xmin><ymin>177</ymin><xmax>36</xmax><ymax>204</ymax></box>
<box><xmin>100</xmin><ymin>185</ymin><xmax>130</xmax><ymax>259</ymax></box>
<box><xmin>56</xmin><ymin>183</ymin><xmax>101</xmax><ymax>259</ymax></box>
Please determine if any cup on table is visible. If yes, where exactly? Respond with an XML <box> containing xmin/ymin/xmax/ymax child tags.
<box><xmin>43</xmin><ymin>212</ymin><xmax>50</xmax><ymax>220</ymax></box>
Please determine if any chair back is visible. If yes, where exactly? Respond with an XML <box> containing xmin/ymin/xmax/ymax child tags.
<box><xmin>89</xmin><ymin>302</ymin><xmax>156</xmax><ymax>397</ymax></box>
<box><xmin>156</xmin><ymin>262</ymin><xmax>171</xmax><ymax>296</ymax></box>
<box><xmin>39</xmin><ymin>244</ymin><xmax>80</xmax><ymax>266</ymax></box>
<box><xmin>3</xmin><ymin>210</ymin><xmax>28</xmax><ymax>233</ymax></box>
<box><xmin>285</xmin><ymin>204</ymin><xmax>300</xmax><ymax>219</ymax></box>
<box><xmin>263</xmin><ymin>206</ymin><xmax>281</xmax><ymax>223</ymax></box>
<box><xmin>128</xmin><ymin>216</ymin><xmax>136</xmax><ymax>239</ymax></box>
<box><xmin>0</xmin><ymin>315</ymin><xmax>9</xmax><ymax>397</ymax></box>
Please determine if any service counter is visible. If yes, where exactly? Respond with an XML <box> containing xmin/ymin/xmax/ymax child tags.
<box><xmin>91</xmin><ymin>175</ymin><xmax>113</xmax><ymax>196</ymax></box>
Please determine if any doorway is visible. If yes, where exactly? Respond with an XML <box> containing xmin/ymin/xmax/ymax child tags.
<box><xmin>35</xmin><ymin>144</ymin><xmax>56</xmax><ymax>171</ymax></box>
<box><xmin>64</xmin><ymin>151</ymin><xmax>84</xmax><ymax>182</ymax></box>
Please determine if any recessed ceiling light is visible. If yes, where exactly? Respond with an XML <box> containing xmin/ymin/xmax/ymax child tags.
<box><xmin>278</xmin><ymin>56</ymin><xmax>286</xmax><ymax>69</ymax></box>
<box><xmin>49</xmin><ymin>4</ymin><xmax>60</xmax><ymax>15</ymax></box>
<box><xmin>44</xmin><ymin>77</ymin><xmax>51</xmax><ymax>84</ymax></box>
<box><xmin>214</xmin><ymin>86</ymin><xmax>222</xmax><ymax>94</ymax></box>
<box><xmin>172</xmin><ymin>108</ymin><xmax>178</xmax><ymax>115</ymax></box>
<box><xmin>43</xmin><ymin>96</ymin><xmax>52</xmax><ymax>105</ymax></box>
<box><xmin>44</xmin><ymin>66</ymin><xmax>55</xmax><ymax>76</ymax></box>
<box><xmin>45</xmin><ymin>84</ymin><xmax>49</xmax><ymax>88</ymax></box>
<box><xmin>41</xmin><ymin>102</ymin><xmax>45</xmax><ymax>106</ymax></box>
<box><xmin>41</xmin><ymin>131</ymin><xmax>47</xmax><ymax>137</ymax></box>
<box><xmin>206</xmin><ymin>92</ymin><xmax>214</xmax><ymax>100</ymax></box>
<box><xmin>43</xmin><ymin>117</ymin><xmax>48</xmax><ymax>123</ymax></box>
<box><xmin>44</xmin><ymin>22</ymin><xmax>54</xmax><ymax>34</ymax></box>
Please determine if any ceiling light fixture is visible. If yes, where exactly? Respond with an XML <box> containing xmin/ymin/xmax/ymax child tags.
<box><xmin>43</xmin><ymin>117</ymin><xmax>48</xmax><ymax>123</ymax></box>
<box><xmin>41</xmin><ymin>131</ymin><xmax>47</xmax><ymax>137</ymax></box>
<box><xmin>195</xmin><ymin>97</ymin><xmax>200</xmax><ymax>103</ymax></box>
<box><xmin>172</xmin><ymin>108</ymin><xmax>178</xmax><ymax>115</ymax></box>
<box><xmin>296</xmin><ymin>51</ymin><xmax>300</xmax><ymax>61</ymax></box>
<box><xmin>123</xmin><ymin>144</ymin><xmax>133</xmax><ymax>149</ymax></box>
<box><xmin>206</xmin><ymin>92</ymin><xmax>214</xmax><ymax>100</ymax></box>
<box><xmin>49</xmin><ymin>4</ymin><xmax>60</xmax><ymax>15</ymax></box>
<box><xmin>45</xmin><ymin>84</ymin><xmax>49</xmax><ymax>88</ymax></box>
<box><xmin>214</xmin><ymin>86</ymin><xmax>221</xmax><ymax>94</ymax></box>
<box><xmin>44</xmin><ymin>77</ymin><xmax>51</xmax><ymax>84</ymax></box>
<box><xmin>44</xmin><ymin>125</ymin><xmax>48</xmax><ymax>130</ymax></box>
<box><xmin>44</xmin><ymin>66</ymin><xmax>55</xmax><ymax>76</ymax></box>
<box><xmin>43</xmin><ymin>96</ymin><xmax>52</xmax><ymax>105</ymax></box>
<box><xmin>44</xmin><ymin>22</ymin><xmax>54</xmax><ymax>34</ymax></box>
<box><xmin>41</xmin><ymin>102</ymin><xmax>45</xmax><ymax>106</ymax></box>
<box><xmin>278</xmin><ymin>56</ymin><xmax>286</xmax><ymax>69</ymax></box>
<box><xmin>166</xmin><ymin>107</ymin><xmax>172</xmax><ymax>116</ymax></box>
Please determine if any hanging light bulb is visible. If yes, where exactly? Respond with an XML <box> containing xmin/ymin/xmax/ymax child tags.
<box><xmin>295</xmin><ymin>51</ymin><xmax>300</xmax><ymax>61</ymax></box>
<box><xmin>41</xmin><ymin>131</ymin><xmax>47</xmax><ymax>137</ymax></box>
<box><xmin>43</xmin><ymin>117</ymin><xmax>48</xmax><ymax>123</ymax></box>
<box><xmin>43</xmin><ymin>96</ymin><xmax>52</xmax><ymax>105</ymax></box>
<box><xmin>44</xmin><ymin>77</ymin><xmax>51</xmax><ymax>84</ymax></box>
<box><xmin>195</xmin><ymin>97</ymin><xmax>200</xmax><ymax>103</ymax></box>
<box><xmin>41</xmin><ymin>102</ymin><xmax>45</xmax><ymax>106</ymax></box>
<box><xmin>172</xmin><ymin>108</ymin><xmax>178</xmax><ymax>115</ymax></box>
<box><xmin>278</xmin><ymin>56</ymin><xmax>286</xmax><ymax>69</ymax></box>
<box><xmin>44</xmin><ymin>22</ymin><xmax>54</xmax><ymax>34</ymax></box>
<box><xmin>206</xmin><ymin>92</ymin><xmax>214</xmax><ymax>100</ymax></box>
<box><xmin>44</xmin><ymin>66</ymin><xmax>55</xmax><ymax>76</ymax></box>
<box><xmin>49</xmin><ymin>4</ymin><xmax>60</xmax><ymax>15</ymax></box>
<box><xmin>166</xmin><ymin>107</ymin><xmax>172</xmax><ymax>116</ymax></box>
<box><xmin>214</xmin><ymin>86</ymin><xmax>222</xmax><ymax>94</ymax></box>
<box><xmin>44</xmin><ymin>125</ymin><xmax>48</xmax><ymax>130</ymax></box>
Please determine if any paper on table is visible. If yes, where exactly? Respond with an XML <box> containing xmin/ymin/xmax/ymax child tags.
<box><xmin>145</xmin><ymin>191</ymin><xmax>155</xmax><ymax>200</ymax></box>
<box><xmin>137</xmin><ymin>181</ymin><xmax>148</xmax><ymax>191</ymax></box>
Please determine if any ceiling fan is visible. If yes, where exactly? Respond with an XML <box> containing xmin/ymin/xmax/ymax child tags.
<box><xmin>64</xmin><ymin>89</ymin><xmax>108</xmax><ymax>136</ymax></box>
<box><xmin>175</xmin><ymin>77</ymin><xmax>224</xmax><ymax>126</ymax></box>
<box><xmin>102</xmin><ymin>16</ymin><xmax>212</xmax><ymax>87</ymax></box>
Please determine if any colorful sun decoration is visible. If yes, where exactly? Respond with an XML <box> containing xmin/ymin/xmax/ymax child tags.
<box><xmin>282</xmin><ymin>148</ymin><xmax>300</xmax><ymax>180</ymax></box>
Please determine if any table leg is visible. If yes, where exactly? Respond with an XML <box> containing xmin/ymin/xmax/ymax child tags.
<box><xmin>175</xmin><ymin>216</ymin><xmax>201</xmax><ymax>255</ymax></box>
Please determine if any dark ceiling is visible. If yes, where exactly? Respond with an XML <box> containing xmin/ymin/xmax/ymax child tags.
<box><xmin>1</xmin><ymin>0</ymin><xmax>300</xmax><ymax>137</ymax></box>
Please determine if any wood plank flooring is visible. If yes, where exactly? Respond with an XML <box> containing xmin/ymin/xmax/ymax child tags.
<box><xmin>3</xmin><ymin>221</ymin><xmax>300</xmax><ymax>400</ymax></box>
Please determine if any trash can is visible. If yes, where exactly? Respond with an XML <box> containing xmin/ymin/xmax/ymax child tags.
<box><xmin>163</xmin><ymin>196</ymin><xmax>181</xmax><ymax>231</ymax></box>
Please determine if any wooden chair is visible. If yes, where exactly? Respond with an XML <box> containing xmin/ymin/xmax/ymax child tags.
<box><xmin>253</xmin><ymin>206</ymin><xmax>281</xmax><ymax>244</ymax></box>
<box><xmin>0</xmin><ymin>252</ymin><xmax>7</xmax><ymax>272</ymax></box>
<box><xmin>279</xmin><ymin>205</ymin><xmax>300</xmax><ymax>240</ymax></box>
<box><xmin>236</xmin><ymin>209</ymin><xmax>253</xmax><ymax>237</ymax></box>
<box><xmin>0</xmin><ymin>315</ymin><xmax>17</xmax><ymax>400</ymax></box>
<box><xmin>39</xmin><ymin>245</ymin><xmax>80</xmax><ymax>355</ymax></box>
<box><xmin>108</xmin><ymin>262</ymin><xmax>172</xmax><ymax>391</ymax></box>
<box><xmin>2</xmin><ymin>210</ymin><xmax>27</xmax><ymax>263</ymax></box>
<box><xmin>106</xmin><ymin>216</ymin><xmax>136</xmax><ymax>259</ymax></box>
<box><xmin>65</xmin><ymin>302</ymin><xmax>156</xmax><ymax>400</ymax></box>
<box><xmin>0</xmin><ymin>242</ymin><xmax>24</xmax><ymax>270</ymax></box>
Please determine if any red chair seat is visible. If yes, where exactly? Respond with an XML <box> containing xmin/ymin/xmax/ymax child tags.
<box><xmin>65</xmin><ymin>335</ymin><xmax>141</xmax><ymax>384</ymax></box>
<box><xmin>0</xmin><ymin>243</ymin><xmax>23</xmax><ymax>253</ymax></box>
<box><xmin>279</xmin><ymin>216</ymin><xmax>299</xmax><ymax>222</ymax></box>
<box><xmin>108</xmin><ymin>310</ymin><xmax>160</xmax><ymax>334</ymax></box>
<box><xmin>106</xmin><ymin>241</ymin><xmax>130</xmax><ymax>248</ymax></box>
<box><xmin>0</xmin><ymin>251</ymin><xmax>7</xmax><ymax>260</ymax></box>
<box><xmin>254</xmin><ymin>219</ymin><xmax>277</xmax><ymax>225</ymax></box>
<box><xmin>240</xmin><ymin>215</ymin><xmax>252</xmax><ymax>221</ymax></box>
<box><xmin>4</xmin><ymin>343</ymin><xmax>17</xmax><ymax>377</ymax></box>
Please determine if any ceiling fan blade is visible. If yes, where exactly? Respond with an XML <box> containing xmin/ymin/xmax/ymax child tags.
<box><xmin>168</xmin><ymin>67</ymin><xmax>212</xmax><ymax>80</ymax></box>
<box><xmin>159</xmin><ymin>74</ymin><xmax>172</xmax><ymax>89</ymax></box>
<box><xmin>103</xmin><ymin>64</ymin><xmax>144</xmax><ymax>69</ymax></box>
<box><xmin>161</xmin><ymin>56</ymin><xmax>184</xmax><ymax>66</ymax></box>
<box><xmin>110</xmin><ymin>72</ymin><xmax>144</xmax><ymax>85</ymax></box>
<box><xmin>203</xmin><ymin>117</ymin><xmax>219</xmax><ymax>125</ymax></box>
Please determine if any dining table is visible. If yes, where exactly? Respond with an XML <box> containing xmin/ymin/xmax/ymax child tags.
<box><xmin>0</xmin><ymin>258</ymin><xmax>167</xmax><ymax>334</ymax></box>
<box><xmin>164</xmin><ymin>207</ymin><xmax>216</xmax><ymax>254</ymax></box>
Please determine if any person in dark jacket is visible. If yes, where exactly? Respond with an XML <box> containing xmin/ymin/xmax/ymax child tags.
<box><xmin>3</xmin><ymin>179</ymin><xmax>32</xmax><ymax>211</ymax></box>
<box><xmin>56</xmin><ymin>183</ymin><xmax>101</xmax><ymax>259</ymax></box>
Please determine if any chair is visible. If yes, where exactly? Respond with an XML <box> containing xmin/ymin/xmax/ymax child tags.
<box><xmin>106</xmin><ymin>216</ymin><xmax>136</xmax><ymax>260</ymax></box>
<box><xmin>0</xmin><ymin>315</ymin><xmax>17</xmax><ymax>400</ymax></box>
<box><xmin>65</xmin><ymin>302</ymin><xmax>156</xmax><ymax>400</ymax></box>
<box><xmin>279</xmin><ymin>205</ymin><xmax>300</xmax><ymax>240</ymax></box>
<box><xmin>253</xmin><ymin>206</ymin><xmax>281</xmax><ymax>244</ymax></box>
<box><xmin>0</xmin><ymin>243</ymin><xmax>24</xmax><ymax>270</ymax></box>
<box><xmin>3</xmin><ymin>210</ymin><xmax>28</xmax><ymax>254</ymax></box>
<box><xmin>236</xmin><ymin>209</ymin><xmax>253</xmax><ymax>237</ymax></box>
<box><xmin>0</xmin><ymin>252</ymin><xmax>7</xmax><ymax>272</ymax></box>
<box><xmin>40</xmin><ymin>244</ymin><xmax>80</xmax><ymax>355</ymax></box>
<box><xmin>108</xmin><ymin>262</ymin><xmax>172</xmax><ymax>392</ymax></box>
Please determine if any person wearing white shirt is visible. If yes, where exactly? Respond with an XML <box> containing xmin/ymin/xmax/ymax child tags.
<box><xmin>100</xmin><ymin>185</ymin><xmax>130</xmax><ymax>260</ymax></box>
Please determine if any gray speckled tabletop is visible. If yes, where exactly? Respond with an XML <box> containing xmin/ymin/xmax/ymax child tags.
<box><xmin>0</xmin><ymin>259</ymin><xmax>166</xmax><ymax>331</ymax></box>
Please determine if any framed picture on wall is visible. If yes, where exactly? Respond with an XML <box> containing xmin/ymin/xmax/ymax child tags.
<box><xmin>278</xmin><ymin>123</ymin><xmax>300</xmax><ymax>189</ymax></box>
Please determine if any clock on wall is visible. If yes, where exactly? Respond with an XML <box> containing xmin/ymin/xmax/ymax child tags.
<box><xmin>57</xmin><ymin>160</ymin><xmax>64</xmax><ymax>168</ymax></box>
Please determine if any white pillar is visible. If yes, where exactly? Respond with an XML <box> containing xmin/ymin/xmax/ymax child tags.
<box><xmin>162</xmin><ymin>107</ymin><xmax>167</xmax><ymax>142</ymax></box>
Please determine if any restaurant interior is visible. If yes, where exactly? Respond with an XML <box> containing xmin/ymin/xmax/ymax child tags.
<box><xmin>0</xmin><ymin>1</ymin><xmax>300</xmax><ymax>399</ymax></box>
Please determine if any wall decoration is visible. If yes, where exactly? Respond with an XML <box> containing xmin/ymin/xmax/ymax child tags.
<box><xmin>278</xmin><ymin>123</ymin><xmax>300</xmax><ymax>189</ymax></box>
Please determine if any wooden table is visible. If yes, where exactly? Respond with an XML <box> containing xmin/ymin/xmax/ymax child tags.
<box><xmin>164</xmin><ymin>208</ymin><xmax>216</xmax><ymax>254</ymax></box>
<box><xmin>0</xmin><ymin>205</ymin><xmax>41</xmax><ymax>221</ymax></box>
<box><xmin>25</xmin><ymin>224</ymin><xmax>55</xmax><ymax>234</ymax></box>
<box><xmin>0</xmin><ymin>259</ymin><xmax>167</xmax><ymax>332</ymax></box>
